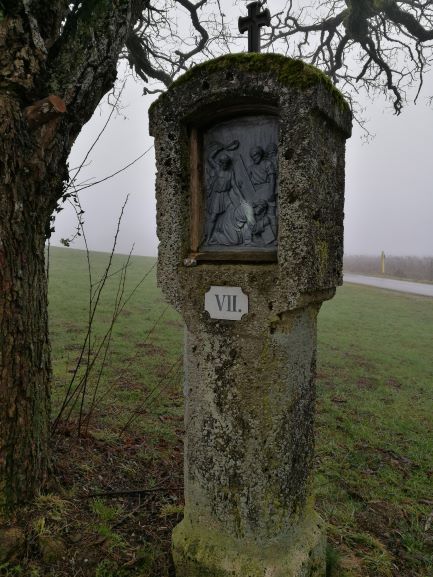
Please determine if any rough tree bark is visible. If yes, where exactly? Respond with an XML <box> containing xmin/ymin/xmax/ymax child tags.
<box><xmin>0</xmin><ymin>0</ymin><xmax>143</xmax><ymax>514</ymax></box>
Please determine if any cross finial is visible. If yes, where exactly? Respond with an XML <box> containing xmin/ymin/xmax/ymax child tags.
<box><xmin>238</xmin><ymin>2</ymin><xmax>271</xmax><ymax>53</ymax></box>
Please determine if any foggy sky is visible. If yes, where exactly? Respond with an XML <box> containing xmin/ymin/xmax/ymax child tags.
<box><xmin>51</xmin><ymin>72</ymin><xmax>433</xmax><ymax>258</ymax></box>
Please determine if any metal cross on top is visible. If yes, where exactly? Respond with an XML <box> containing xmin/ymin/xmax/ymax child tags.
<box><xmin>238</xmin><ymin>1</ymin><xmax>271</xmax><ymax>53</ymax></box>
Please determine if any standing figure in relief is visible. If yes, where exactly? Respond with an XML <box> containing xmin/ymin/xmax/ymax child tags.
<box><xmin>247</xmin><ymin>143</ymin><xmax>278</xmax><ymax>240</ymax></box>
<box><xmin>205</xmin><ymin>141</ymin><xmax>255</xmax><ymax>246</ymax></box>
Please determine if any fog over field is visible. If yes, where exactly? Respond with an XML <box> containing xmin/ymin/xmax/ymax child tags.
<box><xmin>51</xmin><ymin>76</ymin><xmax>433</xmax><ymax>258</ymax></box>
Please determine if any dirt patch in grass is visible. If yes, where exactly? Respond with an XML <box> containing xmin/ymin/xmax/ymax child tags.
<box><xmin>63</xmin><ymin>343</ymin><xmax>85</xmax><ymax>352</ymax></box>
<box><xmin>3</xmin><ymin>421</ymin><xmax>184</xmax><ymax>577</ymax></box>
<box><xmin>337</xmin><ymin>546</ymin><xmax>365</xmax><ymax>577</ymax></box>
<box><xmin>386</xmin><ymin>378</ymin><xmax>402</xmax><ymax>390</ymax></box>
<box><xmin>115</xmin><ymin>376</ymin><xmax>145</xmax><ymax>391</ymax></box>
<box><xmin>352</xmin><ymin>499</ymin><xmax>429</xmax><ymax>577</ymax></box>
<box><xmin>342</xmin><ymin>351</ymin><xmax>375</xmax><ymax>370</ymax></box>
<box><xmin>356</xmin><ymin>443</ymin><xmax>421</xmax><ymax>477</ymax></box>
<box><xmin>356</xmin><ymin>376</ymin><xmax>377</xmax><ymax>390</ymax></box>
<box><xmin>356</xmin><ymin>500</ymin><xmax>405</xmax><ymax>535</ymax></box>
<box><xmin>135</xmin><ymin>343</ymin><xmax>167</xmax><ymax>356</ymax></box>
<box><xmin>163</xmin><ymin>319</ymin><xmax>183</xmax><ymax>328</ymax></box>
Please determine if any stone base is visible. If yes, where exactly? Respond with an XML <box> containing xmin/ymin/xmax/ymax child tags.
<box><xmin>172</xmin><ymin>510</ymin><xmax>326</xmax><ymax>577</ymax></box>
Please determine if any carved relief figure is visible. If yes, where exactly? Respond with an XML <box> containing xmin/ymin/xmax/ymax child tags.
<box><xmin>202</xmin><ymin>117</ymin><xmax>278</xmax><ymax>250</ymax></box>
<box><xmin>205</xmin><ymin>141</ymin><xmax>255</xmax><ymax>246</ymax></box>
<box><xmin>247</xmin><ymin>143</ymin><xmax>277</xmax><ymax>242</ymax></box>
<box><xmin>251</xmin><ymin>199</ymin><xmax>275</xmax><ymax>246</ymax></box>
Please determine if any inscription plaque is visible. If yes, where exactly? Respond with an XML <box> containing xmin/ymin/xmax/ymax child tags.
<box><xmin>204</xmin><ymin>286</ymin><xmax>248</xmax><ymax>320</ymax></box>
<box><xmin>201</xmin><ymin>115</ymin><xmax>278</xmax><ymax>253</ymax></box>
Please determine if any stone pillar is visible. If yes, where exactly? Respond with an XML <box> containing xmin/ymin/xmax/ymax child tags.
<box><xmin>149</xmin><ymin>54</ymin><xmax>351</xmax><ymax>577</ymax></box>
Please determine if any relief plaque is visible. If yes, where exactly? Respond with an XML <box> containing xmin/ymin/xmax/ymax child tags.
<box><xmin>191</xmin><ymin>114</ymin><xmax>279</xmax><ymax>260</ymax></box>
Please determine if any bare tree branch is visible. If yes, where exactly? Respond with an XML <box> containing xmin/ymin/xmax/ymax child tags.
<box><xmin>265</xmin><ymin>0</ymin><xmax>433</xmax><ymax>112</ymax></box>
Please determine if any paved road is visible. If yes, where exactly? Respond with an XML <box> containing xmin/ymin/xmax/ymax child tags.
<box><xmin>343</xmin><ymin>274</ymin><xmax>433</xmax><ymax>298</ymax></box>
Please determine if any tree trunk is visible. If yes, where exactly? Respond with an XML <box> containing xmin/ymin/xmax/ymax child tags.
<box><xmin>0</xmin><ymin>1</ymin><xmax>143</xmax><ymax>514</ymax></box>
<box><xmin>0</xmin><ymin>202</ymin><xmax>51</xmax><ymax>512</ymax></box>
<box><xmin>0</xmin><ymin>95</ymin><xmax>57</xmax><ymax>512</ymax></box>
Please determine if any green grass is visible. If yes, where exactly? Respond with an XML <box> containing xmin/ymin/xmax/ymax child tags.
<box><xmin>316</xmin><ymin>285</ymin><xmax>433</xmax><ymax>576</ymax></box>
<box><xmin>48</xmin><ymin>246</ymin><xmax>183</xmax><ymax>439</ymax></box>
<box><xmin>31</xmin><ymin>246</ymin><xmax>432</xmax><ymax>576</ymax></box>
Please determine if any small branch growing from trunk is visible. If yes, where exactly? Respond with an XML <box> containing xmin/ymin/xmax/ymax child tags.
<box><xmin>24</xmin><ymin>95</ymin><xmax>66</xmax><ymax>129</ymax></box>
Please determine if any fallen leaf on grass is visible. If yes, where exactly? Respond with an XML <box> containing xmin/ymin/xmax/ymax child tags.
<box><xmin>424</xmin><ymin>511</ymin><xmax>433</xmax><ymax>532</ymax></box>
<box><xmin>331</xmin><ymin>396</ymin><xmax>347</xmax><ymax>403</ymax></box>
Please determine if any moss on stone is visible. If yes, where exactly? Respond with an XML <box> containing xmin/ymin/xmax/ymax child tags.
<box><xmin>172</xmin><ymin>507</ymin><xmax>326</xmax><ymax>577</ymax></box>
<box><xmin>317</xmin><ymin>240</ymin><xmax>329</xmax><ymax>278</ymax></box>
<box><xmin>152</xmin><ymin>53</ymin><xmax>349</xmax><ymax>115</ymax></box>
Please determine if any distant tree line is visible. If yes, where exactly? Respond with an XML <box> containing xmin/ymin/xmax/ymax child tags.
<box><xmin>344</xmin><ymin>255</ymin><xmax>433</xmax><ymax>281</ymax></box>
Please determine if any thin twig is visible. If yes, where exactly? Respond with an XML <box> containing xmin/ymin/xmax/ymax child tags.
<box><xmin>70</xmin><ymin>146</ymin><xmax>154</xmax><ymax>193</ymax></box>
<box><xmin>82</xmin><ymin>483</ymin><xmax>168</xmax><ymax>499</ymax></box>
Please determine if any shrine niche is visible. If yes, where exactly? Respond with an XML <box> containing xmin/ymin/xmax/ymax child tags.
<box><xmin>189</xmin><ymin>114</ymin><xmax>279</xmax><ymax>261</ymax></box>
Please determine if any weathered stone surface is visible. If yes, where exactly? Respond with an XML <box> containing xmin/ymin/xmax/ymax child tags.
<box><xmin>173</xmin><ymin>507</ymin><xmax>325</xmax><ymax>577</ymax></box>
<box><xmin>149</xmin><ymin>53</ymin><xmax>351</xmax><ymax>577</ymax></box>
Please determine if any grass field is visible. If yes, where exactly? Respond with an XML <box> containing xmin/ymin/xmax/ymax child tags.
<box><xmin>3</xmin><ymin>246</ymin><xmax>432</xmax><ymax>577</ymax></box>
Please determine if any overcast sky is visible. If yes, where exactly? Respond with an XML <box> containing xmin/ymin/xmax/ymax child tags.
<box><xmin>51</xmin><ymin>63</ymin><xmax>433</xmax><ymax>258</ymax></box>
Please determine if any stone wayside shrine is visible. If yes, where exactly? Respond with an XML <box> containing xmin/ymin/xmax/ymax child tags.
<box><xmin>149</xmin><ymin>47</ymin><xmax>352</xmax><ymax>576</ymax></box>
